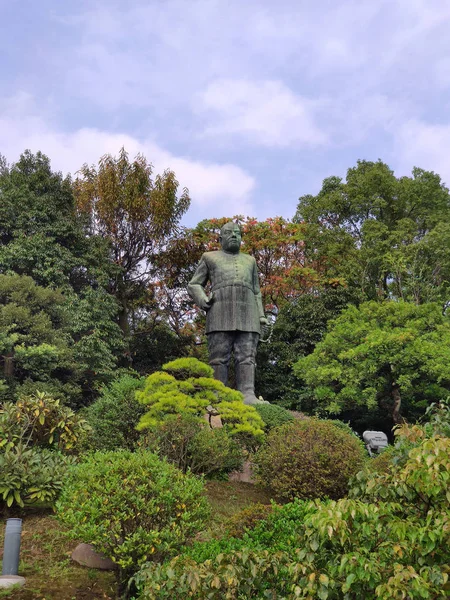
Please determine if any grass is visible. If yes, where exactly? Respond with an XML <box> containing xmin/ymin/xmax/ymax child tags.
<box><xmin>0</xmin><ymin>509</ymin><xmax>116</xmax><ymax>600</ymax></box>
<box><xmin>0</xmin><ymin>481</ymin><xmax>274</xmax><ymax>599</ymax></box>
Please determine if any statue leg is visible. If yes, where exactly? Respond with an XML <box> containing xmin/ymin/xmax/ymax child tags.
<box><xmin>207</xmin><ymin>331</ymin><xmax>233</xmax><ymax>386</ymax></box>
<box><xmin>234</xmin><ymin>332</ymin><xmax>266</xmax><ymax>405</ymax></box>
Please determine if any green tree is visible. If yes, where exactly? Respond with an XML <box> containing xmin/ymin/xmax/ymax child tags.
<box><xmin>295</xmin><ymin>160</ymin><xmax>450</xmax><ymax>305</ymax></box>
<box><xmin>294</xmin><ymin>301</ymin><xmax>450</xmax><ymax>428</ymax></box>
<box><xmin>73</xmin><ymin>148</ymin><xmax>190</xmax><ymax>348</ymax></box>
<box><xmin>0</xmin><ymin>151</ymin><xmax>111</xmax><ymax>292</ymax></box>
<box><xmin>256</xmin><ymin>286</ymin><xmax>360</xmax><ymax>407</ymax></box>
<box><xmin>0</xmin><ymin>273</ymin><xmax>79</xmax><ymax>401</ymax></box>
<box><xmin>0</xmin><ymin>151</ymin><xmax>124</xmax><ymax>403</ymax></box>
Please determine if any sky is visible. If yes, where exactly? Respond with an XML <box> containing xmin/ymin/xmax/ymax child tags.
<box><xmin>1</xmin><ymin>0</ymin><xmax>450</xmax><ymax>226</ymax></box>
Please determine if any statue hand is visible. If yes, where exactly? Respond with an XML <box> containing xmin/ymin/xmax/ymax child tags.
<box><xmin>203</xmin><ymin>293</ymin><xmax>215</xmax><ymax>311</ymax></box>
<box><xmin>260</xmin><ymin>316</ymin><xmax>269</xmax><ymax>325</ymax></box>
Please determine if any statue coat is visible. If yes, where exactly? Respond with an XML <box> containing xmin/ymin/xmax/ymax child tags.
<box><xmin>188</xmin><ymin>250</ymin><xmax>265</xmax><ymax>334</ymax></box>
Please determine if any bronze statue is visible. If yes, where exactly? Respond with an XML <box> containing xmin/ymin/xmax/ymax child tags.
<box><xmin>188</xmin><ymin>221</ymin><xmax>268</xmax><ymax>404</ymax></box>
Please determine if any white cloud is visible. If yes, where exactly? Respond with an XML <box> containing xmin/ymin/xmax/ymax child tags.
<box><xmin>198</xmin><ymin>79</ymin><xmax>328</xmax><ymax>147</ymax></box>
<box><xmin>393</xmin><ymin>119</ymin><xmax>450</xmax><ymax>186</ymax></box>
<box><xmin>0</xmin><ymin>94</ymin><xmax>256</xmax><ymax>218</ymax></box>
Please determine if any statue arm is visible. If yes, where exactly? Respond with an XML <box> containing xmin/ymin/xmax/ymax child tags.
<box><xmin>252</xmin><ymin>259</ymin><xmax>267</xmax><ymax>322</ymax></box>
<box><xmin>188</xmin><ymin>255</ymin><xmax>213</xmax><ymax>310</ymax></box>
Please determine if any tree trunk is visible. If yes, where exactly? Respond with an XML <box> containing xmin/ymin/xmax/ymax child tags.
<box><xmin>391</xmin><ymin>383</ymin><xmax>402</xmax><ymax>424</ymax></box>
<box><xmin>118</xmin><ymin>303</ymin><xmax>130</xmax><ymax>338</ymax></box>
<box><xmin>4</xmin><ymin>352</ymin><xmax>14</xmax><ymax>379</ymax></box>
<box><xmin>118</xmin><ymin>294</ymin><xmax>132</xmax><ymax>367</ymax></box>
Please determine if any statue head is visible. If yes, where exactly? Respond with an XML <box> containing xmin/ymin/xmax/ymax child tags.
<box><xmin>219</xmin><ymin>221</ymin><xmax>242</xmax><ymax>254</ymax></box>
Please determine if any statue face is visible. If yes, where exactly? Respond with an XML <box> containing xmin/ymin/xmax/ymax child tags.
<box><xmin>220</xmin><ymin>223</ymin><xmax>242</xmax><ymax>253</ymax></box>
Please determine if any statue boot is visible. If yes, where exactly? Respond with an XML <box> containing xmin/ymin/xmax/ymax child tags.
<box><xmin>212</xmin><ymin>364</ymin><xmax>229</xmax><ymax>387</ymax></box>
<box><xmin>235</xmin><ymin>363</ymin><xmax>267</xmax><ymax>405</ymax></box>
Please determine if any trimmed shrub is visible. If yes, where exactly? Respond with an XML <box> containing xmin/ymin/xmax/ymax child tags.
<box><xmin>56</xmin><ymin>450</ymin><xmax>210</xmax><ymax>592</ymax></box>
<box><xmin>144</xmin><ymin>414</ymin><xmax>244</xmax><ymax>478</ymax></box>
<box><xmin>254</xmin><ymin>418</ymin><xmax>367</xmax><ymax>500</ymax></box>
<box><xmin>254</xmin><ymin>403</ymin><xmax>294</xmax><ymax>431</ymax></box>
<box><xmin>136</xmin><ymin>358</ymin><xmax>264</xmax><ymax>439</ymax></box>
<box><xmin>83</xmin><ymin>374</ymin><xmax>146</xmax><ymax>450</ymax></box>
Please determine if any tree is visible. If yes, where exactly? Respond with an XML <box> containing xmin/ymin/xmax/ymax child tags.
<box><xmin>0</xmin><ymin>151</ymin><xmax>124</xmax><ymax>403</ymax></box>
<box><xmin>255</xmin><ymin>285</ymin><xmax>360</xmax><ymax>407</ymax></box>
<box><xmin>294</xmin><ymin>301</ymin><xmax>450</xmax><ymax>429</ymax></box>
<box><xmin>73</xmin><ymin>148</ymin><xmax>190</xmax><ymax>344</ymax></box>
<box><xmin>0</xmin><ymin>150</ymin><xmax>110</xmax><ymax>292</ymax></box>
<box><xmin>294</xmin><ymin>161</ymin><xmax>450</xmax><ymax>305</ymax></box>
<box><xmin>0</xmin><ymin>274</ymin><xmax>78</xmax><ymax>401</ymax></box>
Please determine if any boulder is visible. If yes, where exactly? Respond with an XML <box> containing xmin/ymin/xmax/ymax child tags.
<box><xmin>71</xmin><ymin>543</ymin><xmax>116</xmax><ymax>570</ymax></box>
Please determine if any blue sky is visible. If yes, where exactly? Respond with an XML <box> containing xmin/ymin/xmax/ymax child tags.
<box><xmin>1</xmin><ymin>0</ymin><xmax>450</xmax><ymax>226</ymax></box>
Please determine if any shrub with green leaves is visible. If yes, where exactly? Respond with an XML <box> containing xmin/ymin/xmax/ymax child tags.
<box><xmin>136</xmin><ymin>358</ymin><xmax>264</xmax><ymax>439</ymax></box>
<box><xmin>225</xmin><ymin>502</ymin><xmax>274</xmax><ymax>538</ymax></box>
<box><xmin>0</xmin><ymin>444</ymin><xmax>74</xmax><ymax>510</ymax></box>
<box><xmin>254</xmin><ymin>418</ymin><xmax>367</xmax><ymax>501</ymax></box>
<box><xmin>56</xmin><ymin>450</ymin><xmax>210</xmax><ymax>592</ymax></box>
<box><xmin>0</xmin><ymin>391</ymin><xmax>90</xmax><ymax>453</ymax></box>
<box><xmin>144</xmin><ymin>414</ymin><xmax>244</xmax><ymax>478</ymax></box>
<box><xmin>254</xmin><ymin>403</ymin><xmax>294</xmax><ymax>431</ymax></box>
<box><xmin>134</xmin><ymin>422</ymin><xmax>450</xmax><ymax>599</ymax></box>
<box><xmin>83</xmin><ymin>374</ymin><xmax>146</xmax><ymax>450</ymax></box>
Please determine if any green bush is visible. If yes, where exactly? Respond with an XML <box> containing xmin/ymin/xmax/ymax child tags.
<box><xmin>183</xmin><ymin>498</ymin><xmax>314</xmax><ymax>564</ymax></box>
<box><xmin>56</xmin><ymin>450</ymin><xmax>210</xmax><ymax>592</ymax></box>
<box><xmin>144</xmin><ymin>414</ymin><xmax>244</xmax><ymax>478</ymax></box>
<box><xmin>321</xmin><ymin>418</ymin><xmax>358</xmax><ymax>438</ymax></box>
<box><xmin>367</xmin><ymin>444</ymin><xmax>395</xmax><ymax>474</ymax></box>
<box><xmin>135</xmin><ymin>426</ymin><xmax>450</xmax><ymax>599</ymax></box>
<box><xmin>0</xmin><ymin>391</ymin><xmax>90</xmax><ymax>453</ymax></box>
<box><xmin>226</xmin><ymin>502</ymin><xmax>274</xmax><ymax>538</ymax></box>
<box><xmin>254</xmin><ymin>403</ymin><xmax>294</xmax><ymax>431</ymax></box>
<box><xmin>83</xmin><ymin>374</ymin><xmax>146</xmax><ymax>450</ymax></box>
<box><xmin>0</xmin><ymin>444</ymin><xmax>74</xmax><ymax>510</ymax></box>
<box><xmin>136</xmin><ymin>358</ymin><xmax>264</xmax><ymax>439</ymax></box>
<box><xmin>254</xmin><ymin>418</ymin><xmax>367</xmax><ymax>501</ymax></box>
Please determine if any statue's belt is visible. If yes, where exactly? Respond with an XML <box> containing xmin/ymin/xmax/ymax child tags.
<box><xmin>211</xmin><ymin>281</ymin><xmax>255</xmax><ymax>293</ymax></box>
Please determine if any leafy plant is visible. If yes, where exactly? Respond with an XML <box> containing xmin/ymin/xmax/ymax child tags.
<box><xmin>144</xmin><ymin>414</ymin><xmax>244</xmax><ymax>478</ymax></box>
<box><xmin>56</xmin><ymin>450</ymin><xmax>210</xmax><ymax>595</ymax></box>
<box><xmin>254</xmin><ymin>403</ymin><xmax>294</xmax><ymax>431</ymax></box>
<box><xmin>0</xmin><ymin>444</ymin><xmax>73</xmax><ymax>510</ymax></box>
<box><xmin>295</xmin><ymin>301</ymin><xmax>450</xmax><ymax>425</ymax></box>
<box><xmin>83</xmin><ymin>374</ymin><xmax>146</xmax><ymax>450</ymax></box>
<box><xmin>254</xmin><ymin>418</ymin><xmax>367</xmax><ymax>501</ymax></box>
<box><xmin>226</xmin><ymin>502</ymin><xmax>274</xmax><ymax>538</ymax></box>
<box><xmin>136</xmin><ymin>358</ymin><xmax>264</xmax><ymax>439</ymax></box>
<box><xmin>135</xmin><ymin>422</ymin><xmax>450</xmax><ymax>599</ymax></box>
<box><xmin>0</xmin><ymin>391</ymin><xmax>90</xmax><ymax>453</ymax></box>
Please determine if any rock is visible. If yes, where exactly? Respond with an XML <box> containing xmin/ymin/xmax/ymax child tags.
<box><xmin>203</xmin><ymin>413</ymin><xmax>223</xmax><ymax>428</ymax></box>
<box><xmin>71</xmin><ymin>543</ymin><xmax>116</xmax><ymax>570</ymax></box>
<box><xmin>0</xmin><ymin>575</ymin><xmax>26</xmax><ymax>589</ymax></box>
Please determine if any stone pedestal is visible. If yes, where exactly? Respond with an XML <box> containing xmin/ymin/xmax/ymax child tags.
<box><xmin>0</xmin><ymin>575</ymin><xmax>26</xmax><ymax>589</ymax></box>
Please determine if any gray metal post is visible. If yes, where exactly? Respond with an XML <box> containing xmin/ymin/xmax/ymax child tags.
<box><xmin>2</xmin><ymin>518</ymin><xmax>22</xmax><ymax>576</ymax></box>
